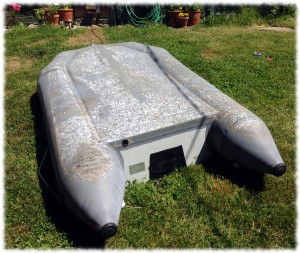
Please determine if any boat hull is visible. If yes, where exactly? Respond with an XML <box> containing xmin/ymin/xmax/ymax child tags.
<box><xmin>37</xmin><ymin>42</ymin><xmax>286</xmax><ymax>238</ymax></box>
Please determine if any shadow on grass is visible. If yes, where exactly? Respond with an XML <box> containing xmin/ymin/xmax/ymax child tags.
<box><xmin>202</xmin><ymin>156</ymin><xmax>265</xmax><ymax>193</ymax></box>
<box><xmin>30</xmin><ymin>92</ymin><xmax>107</xmax><ymax>249</ymax></box>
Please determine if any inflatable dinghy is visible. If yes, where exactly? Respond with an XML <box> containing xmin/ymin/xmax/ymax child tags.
<box><xmin>37</xmin><ymin>42</ymin><xmax>286</xmax><ymax>238</ymax></box>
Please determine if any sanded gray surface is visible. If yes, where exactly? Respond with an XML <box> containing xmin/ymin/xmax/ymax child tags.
<box><xmin>40</xmin><ymin>43</ymin><xmax>218</xmax><ymax>145</ymax></box>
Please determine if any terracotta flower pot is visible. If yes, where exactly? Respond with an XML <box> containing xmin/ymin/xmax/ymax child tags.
<box><xmin>52</xmin><ymin>14</ymin><xmax>59</xmax><ymax>25</ymax></box>
<box><xmin>45</xmin><ymin>13</ymin><xmax>60</xmax><ymax>25</ymax></box>
<box><xmin>44</xmin><ymin>9</ymin><xmax>51</xmax><ymax>24</ymax></box>
<box><xmin>187</xmin><ymin>10</ymin><xmax>202</xmax><ymax>26</ymax></box>
<box><xmin>167</xmin><ymin>10</ymin><xmax>180</xmax><ymax>27</ymax></box>
<box><xmin>178</xmin><ymin>17</ymin><xmax>189</xmax><ymax>28</ymax></box>
<box><xmin>58</xmin><ymin>9</ymin><xmax>73</xmax><ymax>23</ymax></box>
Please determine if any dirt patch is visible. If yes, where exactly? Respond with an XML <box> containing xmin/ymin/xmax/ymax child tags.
<box><xmin>67</xmin><ymin>26</ymin><xmax>107</xmax><ymax>46</ymax></box>
<box><xmin>29</xmin><ymin>38</ymin><xmax>51</xmax><ymax>47</ymax></box>
<box><xmin>5</xmin><ymin>56</ymin><xmax>33</xmax><ymax>73</ymax></box>
<box><xmin>255</xmin><ymin>26</ymin><xmax>294</xmax><ymax>32</ymax></box>
<box><xmin>201</xmin><ymin>48</ymin><xmax>220</xmax><ymax>59</ymax></box>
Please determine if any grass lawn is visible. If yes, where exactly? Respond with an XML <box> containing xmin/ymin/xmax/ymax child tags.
<box><xmin>4</xmin><ymin>24</ymin><xmax>296</xmax><ymax>249</ymax></box>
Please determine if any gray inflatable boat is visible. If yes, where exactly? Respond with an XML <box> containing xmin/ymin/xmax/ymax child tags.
<box><xmin>37</xmin><ymin>42</ymin><xmax>286</xmax><ymax>238</ymax></box>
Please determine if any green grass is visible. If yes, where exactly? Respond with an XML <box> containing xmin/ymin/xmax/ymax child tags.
<box><xmin>202</xmin><ymin>8</ymin><xmax>296</xmax><ymax>29</ymax></box>
<box><xmin>4</xmin><ymin>23</ymin><xmax>295</xmax><ymax>249</ymax></box>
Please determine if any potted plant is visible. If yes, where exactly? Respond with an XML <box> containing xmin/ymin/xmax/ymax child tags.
<box><xmin>187</xmin><ymin>4</ymin><xmax>202</xmax><ymax>26</ymax></box>
<box><xmin>5</xmin><ymin>3</ymin><xmax>22</xmax><ymax>28</ymax></box>
<box><xmin>46</xmin><ymin>5</ymin><xmax>60</xmax><ymax>25</ymax></box>
<box><xmin>178</xmin><ymin>12</ymin><xmax>189</xmax><ymax>28</ymax></box>
<box><xmin>166</xmin><ymin>5</ymin><xmax>181</xmax><ymax>27</ymax></box>
<box><xmin>34</xmin><ymin>7</ymin><xmax>46</xmax><ymax>24</ymax></box>
<box><xmin>58</xmin><ymin>5</ymin><xmax>73</xmax><ymax>24</ymax></box>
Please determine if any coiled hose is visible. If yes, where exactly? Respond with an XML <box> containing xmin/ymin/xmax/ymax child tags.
<box><xmin>126</xmin><ymin>5</ymin><xmax>161</xmax><ymax>27</ymax></box>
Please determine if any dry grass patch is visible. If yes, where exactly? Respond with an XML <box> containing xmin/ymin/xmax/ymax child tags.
<box><xmin>29</xmin><ymin>38</ymin><xmax>51</xmax><ymax>47</ymax></box>
<box><xmin>201</xmin><ymin>48</ymin><xmax>220</xmax><ymax>59</ymax></box>
<box><xmin>67</xmin><ymin>27</ymin><xmax>107</xmax><ymax>46</ymax></box>
<box><xmin>5</xmin><ymin>56</ymin><xmax>33</xmax><ymax>73</ymax></box>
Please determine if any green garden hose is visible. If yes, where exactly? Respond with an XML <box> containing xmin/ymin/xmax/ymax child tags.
<box><xmin>126</xmin><ymin>5</ymin><xmax>161</xmax><ymax>27</ymax></box>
